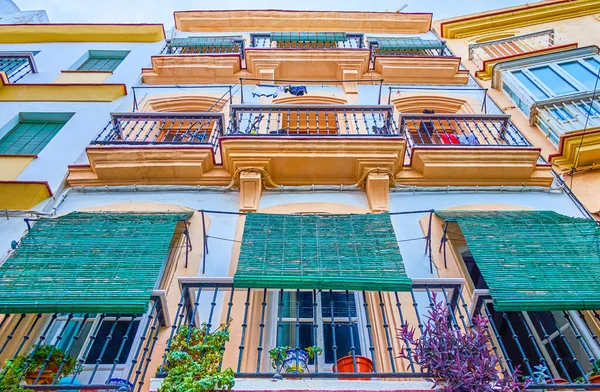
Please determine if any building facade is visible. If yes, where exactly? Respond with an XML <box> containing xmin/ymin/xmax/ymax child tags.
<box><xmin>0</xmin><ymin>4</ymin><xmax>599</xmax><ymax>392</ymax></box>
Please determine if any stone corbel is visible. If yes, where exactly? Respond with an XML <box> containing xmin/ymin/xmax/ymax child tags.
<box><xmin>341</xmin><ymin>67</ymin><xmax>359</xmax><ymax>94</ymax></box>
<box><xmin>365</xmin><ymin>172</ymin><xmax>390</xmax><ymax>212</ymax></box>
<box><xmin>239</xmin><ymin>171</ymin><xmax>263</xmax><ymax>212</ymax></box>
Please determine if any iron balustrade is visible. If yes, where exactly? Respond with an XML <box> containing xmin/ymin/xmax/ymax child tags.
<box><xmin>159</xmin><ymin>37</ymin><xmax>245</xmax><ymax>58</ymax></box>
<box><xmin>226</xmin><ymin>104</ymin><xmax>399</xmax><ymax>136</ymax></box>
<box><xmin>156</xmin><ymin>277</ymin><xmax>469</xmax><ymax>380</ymax></box>
<box><xmin>91</xmin><ymin>112</ymin><xmax>225</xmax><ymax>152</ymax></box>
<box><xmin>0</xmin><ymin>53</ymin><xmax>37</xmax><ymax>83</ymax></box>
<box><xmin>0</xmin><ymin>297</ymin><xmax>165</xmax><ymax>391</ymax></box>
<box><xmin>250</xmin><ymin>34</ymin><xmax>364</xmax><ymax>49</ymax></box>
<box><xmin>399</xmin><ymin>113</ymin><xmax>531</xmax><ymax>157</ymax></box>
<box><xmin>469</xmin><ymin>30</ymin><xmax>556</xmax><ymax>69</ymax></box>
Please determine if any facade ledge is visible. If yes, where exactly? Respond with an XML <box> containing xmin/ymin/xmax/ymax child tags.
<box><xmin>400</xmin><ymin>146</ymin><xmax>554</xmax><ymax>187</ymax></box>
<box><xmin>174</xmin><ymin>10</ymin><xmax>432</xmax><ymax>34</ymax></box>
<box><xmin>67</xmin><ymin>146</ymin><xmax>231</xmax><ymax>186</ymax></box>
<box><xmin>0</xmin><ymin>23</ymin><xmax>165</xmax><ymax>43</ymax></box>
<box><xmin>0</xmin><ymin>180</ymin><xmax>51</xmax><ymax>209</ymax></box>
<box><xmin>372</xmin><ymin>56</ymin><xmax>468</xmax><ymax>85</ymax></box>
<box><xmin>438</xmin><ymin>0</ymin><xmax>600</xmax><ymax>39</ymax></box>
<box><xmin>0</xmin><ymin>74</ymin><xmax>126</xmax><ymax>102</ymax></box>
<box><xmin>549</xmin><ymin>128</ymin><xmax>600</xmax><ymax>170</ymax></box>
<box><xmin>220</xmin><ymin>136</ymin><xmax>406</xmax><ymax>186</ymax></box>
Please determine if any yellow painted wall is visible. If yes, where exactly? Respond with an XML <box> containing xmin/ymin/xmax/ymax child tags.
<box><xmin>0</xmin><ymin>79</ymin><xmax>126</xmax><ymax>102</ymax></box>
<box><xmin>0</xmin><ymin>156</ymin><xmax>35</xmax><ymax>180</ymax></box>
<box><xmin>53</xmin><ymin>71</ymin><xmax>112</xmax><ymax>84</ymax></box>
<box><xmin>0</xmin><ymin>24</ymin><xmax>165</xmax><ymax>43</ymax></box>
<box><xmin>0</xmin><ymin>182</ymin><xmax>51</xmax><ymax>209</ymax></box>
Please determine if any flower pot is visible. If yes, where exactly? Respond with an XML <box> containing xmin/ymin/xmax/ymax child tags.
<box><xmin>25</xmin><ymin>364</ymin><xmax>59</xmax><ymax>386</ymax></box>
<box><xmin>545</xmin><ymin>378</ymin><xmax>568</xmax><ymax>384</ymax></box>
<box><xmin>281</xmin><ymin>349</ymin><xmax>309</xmax><ymax>374</ymax></box>
<box><xmin>586</xmin><ymin>374</ymin><xmax>600</xmax><ymax>390</ymax></box>
<box><xmin>336</xmin><ymin>355</ymin><xmax>374</xmax><ymax>380</ymax></box>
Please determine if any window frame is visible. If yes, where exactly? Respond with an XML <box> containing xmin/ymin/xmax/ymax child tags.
<box><xmin>69</xmin><ymin>50</ymin><xmax>130</xmax><ymax>72</ymax></box>
<box><xmin>0</xmin><ymin>113</ymin><xmax>73</xmax><ymax>156</ymax></box>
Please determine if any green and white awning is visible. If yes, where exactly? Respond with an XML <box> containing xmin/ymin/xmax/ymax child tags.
<box><xmin>169</xmin><ymin>36</ymin><xmax>242</xmax><ymax>48</ymax></box>
<box><xmin>234</xmin><ymin>213</ymin><xmax>411</xmax><ymax>291</ymax></box>
<box><xmin>0</xmin><ymin>211</ymin><xmax>190</xmax><ymax>314</ymax></box>
<box><xmin>369</xmin><ymin>37</ymin><xmax>444</xmax><ymax>51</ymax></box>
<box><xmin>436</xmin><ymin>210</ymin><xmax>600</xmax><ymax>311</ymax></box>
<box><xmin>270</xmin><ymin>32</ymin><xmax>348</xmax><ymax>43</ymax></box>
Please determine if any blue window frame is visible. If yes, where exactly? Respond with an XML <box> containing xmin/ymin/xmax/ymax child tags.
<box><xmin>576</xmin><ymin>102</ymin><xmax>600</xmax><ymax>117</ymax></box>
<box><xmin>513</xmin><ymin>70</ymin><xmax>549</xmax><ymax>100</ymax></box>
<box><xmin>530</xmin><ymin>66</ymin><xmax>577</xmax><ymax>95</ymax></box>
<box><xmin>550</xmin><ymin>107</ymin><xmax>574</xmax><ymax>122</ymax></box>
<box><xmin>585</xmin><ymin>57</ymin><xmax>600</xmax><ymax>70</ymax></box>
<box><xmin>558</xmin><ymin>61</ymin><xmax>599</xmax><ymax>90</ymax></box>
<box><xmin>0</xmin><ymin>113</ymin><xmax>74</xmax><ymax>155</ymax></box>
<box><xmin>70</xmin><ymin>50</ymin><xmax>130</xmax><ymax>72</ymax></box>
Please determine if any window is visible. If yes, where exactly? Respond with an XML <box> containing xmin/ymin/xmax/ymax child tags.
<box><xmin>530</xmin><ymin>66</ymin><xmax>577</xmax><ymax>95</ymax></box>
<box><xmin>276</xmin><ymin>291</ymin><xmax>364</xmax><ymax>369</ymax></box>
<box><xmin>558</xmin><ymin>61</ymin><xmax>599</xmax><ymax>90</ymax></box>
<box><xmin>585</xmin><ymin>57</ymin><xmax>600</xmax><ymax>70</ymax></box>
<box><xmin>0</xmin><ymin>113</ymin><xmax>72</xmax><ymax>155</ymax></box>
<box><xmin>71</xmin><ymin>50</ymin><xmax>129</xmax><ymax>72</ymax></box>
<box><xmin>576</xmin><ymin>102</ymin><xmax>600</xmax><ymax>117</ymax></box>
<box><xmin>513</xmin><ymin>70</ymin><xmax>549</xmax><ymax>100</ymax></box>
<box><xmin>550</xmin><ymin>107</ymin><xmax>575</xmax><ymax>122</ymax></box>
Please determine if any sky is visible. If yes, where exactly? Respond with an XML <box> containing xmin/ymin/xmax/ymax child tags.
<box><xmin>14</xmin><ymin>0</ymin><xmax>531</xmax><ymax>30</ymax></box>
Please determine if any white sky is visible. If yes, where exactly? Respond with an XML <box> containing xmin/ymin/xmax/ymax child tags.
<box><xmin>14</xmin><ymin>0</ymin><xmax>529</xmax><ymax>30</ymax></box>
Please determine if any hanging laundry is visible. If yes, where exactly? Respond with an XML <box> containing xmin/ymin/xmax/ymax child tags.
<box><xmin>284</xmin><ymin>85</ymin><xmax>308</xmax><ymax>96</ymax></box>
<box><xmin>252</xmin><ymin>85</ymin><xmax>283</xmax><ymax>98</ymax></box>
<box><xmin>457</xmin><ymin>134</ymin><xmax>480</xmax><ymax>145</ymax></box>
<box><xmin>439</xmin><ymin>134</ymin><xmax>460</xmax><ymax>145</ymax></box>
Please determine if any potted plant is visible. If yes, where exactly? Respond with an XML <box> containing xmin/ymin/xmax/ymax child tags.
<box><xmin>268</xmin><ymin>345</ymin><xmax>322</xmax><ymax>374</ymax></box>
<box><xmin>574</xmin><ymin>359</ymin><xmax>600</xmax><ymax>389</ymax></box>
<box><xmin>0</xmin><ymin>345</ymin><xmax>76</xmax><ymax>390</ymax></box>
<box><xmin>159</xmin><ymin>321</ymin><xmax>235</xmax><ymax>392</ymax></box>
<box><xmin>397</xmin><ymin>293</ymin><xmax>525</xmax><ymax>392</ymax></box>
<box><xmin>336</xmin><ymin>351</ymin><xmax>374</xmax><ymax>375</ymax></box>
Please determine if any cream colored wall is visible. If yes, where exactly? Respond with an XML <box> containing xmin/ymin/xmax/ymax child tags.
<box><xmin>0</xmin><ymin>156</ymin><xmax>36</xmax><ymax>180</ymax></box>
<box><xmin>53</xmin><ymin>71</ymin><xmax>112</xmax><ymax>84</ymax></box>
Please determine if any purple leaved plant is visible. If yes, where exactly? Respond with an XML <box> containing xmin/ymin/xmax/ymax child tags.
<box><xmin>398</xmin><ymin>293</ymin><xmax>525</xmax><ymax>392</ymax></box>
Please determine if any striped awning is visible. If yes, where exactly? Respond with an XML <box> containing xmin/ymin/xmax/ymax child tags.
<box><xmin>436</xmin><ymin>210</ymin><xmax>600</xmax><ymax>311</ymax></box>
<box><xmin>0</xmin><ymin>211</ymin><xmax>191</xmax><ymax>314</ymax></box>
<box><xmin>270</xmin><ymin>32</ymin><xmax>348</xmax><ymax>43</ymax></box>
<box><xmin>369</xmin><ymin>37</ymin><xmax>444</xmax><ymax>50</ymax></box>
<box><xmin>234</xmin><ymin>213</ymin><xmax>411</xmax><ymax>291</ymax></box>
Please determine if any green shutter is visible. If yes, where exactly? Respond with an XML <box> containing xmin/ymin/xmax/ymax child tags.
<box><xmin>369</xmin><ymin>37</ymin><xmax>444</xmax><ymax>51</ymax></box>
<box><xmin>234</xmin><ymin>213</ymin><xmax>411</xmax><ymax>291</ymax></box>
<box><xmin>436</xmin><ymin>210</ymin><xmax>600</xmax><ymax>311</ymax></box>
<box><xmin>0</xmin><ymin>211</ymin><xmax>191</xmax><ymax>314</ymax></box>
<box><xmin>270</xmin><ymin>32</ymin><xmax>347</xmax><ymax>43</ymax></box>
<box><xmin>0</xmin><ymin>120</ymin><xmax>66</xmax><ymax>155</ymax></box>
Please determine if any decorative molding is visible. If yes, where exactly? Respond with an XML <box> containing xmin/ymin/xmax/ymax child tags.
<box><xmin>141</xmin><ymin>55</ymin><xmax>244</xmax><ymax>85</ymax></box>
<box><xmin>549</xmin><ymin>128</ymin><xmax>600</xmax><ymax>170</ymax></box>
<box><xmin>0</xmin><ymin>23</ymin><xmax>165</xmax><ymax>43</ymax></box>
<box><xmin>439</xmin><ymin>0</ymin><xmax>600</xmax><ymax>39</ymax></box>
<box><xmin>0</xmin><ymin>181</ymin><xmax>51</xmax><ymax>209</ymax></box>
<box><xmin>365</xmin><ymin>172</ymin><xmax>390</xmax><ymax>212</ymax></box>
<box><xmin>239</xmin><ymin>171</ymin><xmax>263</xmax><ymax>212</ymax></box>
<box><xmin>372</xmin><ymin>56</ymin><xmax>469</xmax><ymax>85</ymax></box>
<box><xmin>175</xmin><ymin>10</ymin><xmax>432</xmax><ymax>34</ymax></box>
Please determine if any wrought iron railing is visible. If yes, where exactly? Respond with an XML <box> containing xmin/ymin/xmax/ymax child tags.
<box><xmin>369</xmin><ymin>40</ymin><xmax>453</xmax><ymax>58</ymax></box>
<box><xmin>469</xmin><ymin>30</ymin><xmax>556</xmax><ymax>69</ymax></box>
<box><xmin>91</xmin><ymin>112</ymin><xmax>225</xmax><ymax>152</ymax></box>
<box><xmin>399</xmin><ymin>113</ymin><xmax>531</xmax><ymax>157</ymax></box>
<box><xmin>0</xmin><ymin>53</ymin><xmax>36</xmax><ymax>83</ymax></box>
<box><xmin>250</xmin><ymin>33</ymin><xmax>364</xmax><ymax>49</ymax></box>
<box><xmin>159</xmin><ymin>37</ymin><xmax>245</xmax><ymax>57</ymax></box>
<box><xmin>225</xmin><ymin>104</ymin><xmax>399</xmax><ymax>136</ymax></box>
<box><xmin>0</xmin><ymin>296</ymin><xmax>165</xmax><ymax>391</ymax></box>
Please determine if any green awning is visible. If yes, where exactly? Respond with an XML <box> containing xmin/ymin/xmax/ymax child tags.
<box><xmin>0</xmin><ymin>211</ymin><xmax>191</xmax><ymax>314</ymax></box>
<box><xmin>169</xmin><ymin>36</ymin><xmax>242</xmax><ymax>48</ymax></box>
<box><xmin>369</xmin><ymin>37</ymin><xmax>444</xmax><ymax>51</ymax></box>
<box><xmin>234</xmin><ymin>213</ymin><xmax>411</xmax><ymax>291</ymax></box>
<box><xmin>436</xmin><ymin>210</ymin><xmax>600</xmax><ymax>311</ymax></box>
<box><xmin>270</xmin><ymin>32</ymin><xmax>348</xmax><ymax>43</ymax></box>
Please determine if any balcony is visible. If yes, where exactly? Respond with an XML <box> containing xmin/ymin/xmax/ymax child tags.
<box><xmin>469</xmin><ymin>30</ymin><xmax>577</xmax><ymax>80</ymax></box>
<box><xmin>220</xmin><ymin>104</ymin><xmax>406</xmax><ymax>186</ymax></box>
<box><xmin>367</xmin><ymin>37</ymin><xmax>467</xmax><ymax>85</ymax></box>
<box><xmin>250</xmin><ymin>33</ymin><xmax>364</xmax><ymax>49</ymax></box>
<box><xmin>398</xmin><ymin>113</ymin><xmax>553</xmax><ymax>186</ymax></box>
<box><xmin>68</xmin><ymin>112</ymin><xmax>228</xmax><ymax>186</ymax></box>
<box><xmin>0</xmin><ymin>52</ymin><xmax>37</xmax><ymax>83</ymax></box>
<box><xmin>0</xmin><ymin>296</ymin><xmax>165</xmax><ymax>390</ymax></box>
<box><xmin>150</xmin><ymin>277</ymin><xmax>600</xmax><ymax>390</ymax></box>
<box><xmin>159</xmin><ymin>36</ymin><xmax>245</xmax><ymax>57</ymax></box>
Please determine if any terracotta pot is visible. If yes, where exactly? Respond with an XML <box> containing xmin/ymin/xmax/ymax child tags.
<box><xmin>336</xmin><ymin>355</ymin><xmax>374</xmax><ymax>380</ymax></box>
<box><xmin>586</xmin><ymin>374</ymin><xmax>600</xmax><ymax>390</ymax></box>
<box><xmin>546</xmin><ymin>378</ymin><xmax>569</xmax><ymax>384</ymax></box>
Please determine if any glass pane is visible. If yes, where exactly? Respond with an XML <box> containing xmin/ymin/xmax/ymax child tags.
<box><xmin>323</xmin><ymin>323</ymin><xmax>361</xmax><ymax>364</ymax></box>
<box><xmin>530</xmin><ymin>66</ymin><xmax>578</xmax><ymax>95</ymax></box>
<box><xmin>513</xmin><ymin>70</ymin><xmax>549</xmax><ymax>99</ymax></box>
<box><xmin>550</xmin><ymin>107</ymin><xmax>574</xmax><ymax>121</ymax></box>
<box><xmin>577</xmin><ymin>102</ymin><xmax>600</xmax><ymax>116</ymax></box>
<box><xmin>321</xmin><ymin>292</ymin><xmax>357</xmax><ymax>318</ymax></box>
<box><xmin>85</xmin><ymin>320</ymin><xmax>140</xmax><ymax>364</ymax></box>
<box><xmin>559</xmin><ymin>61</ymin><xmax>598</xmax><ymax>90</ymax></box>
<box><xmin>280</xmin><ymin>291</ymin><xmax>314</xmax><ymax>319</ymax></box>
<box><xmin>585</xmin><ymin>57</ymin><xmax>600</xmax><ymax>70</ymax></box>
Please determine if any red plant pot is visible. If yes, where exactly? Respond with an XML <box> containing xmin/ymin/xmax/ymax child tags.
<box><xmin>336</xmin><ymin>355</ymin><xmax>374</xmax><ymax>380</ymax></box>
<box><xmin>546</xmin><ymin>378</ymin><xmax>569</xmax><ymax>384</ymax></box>
<box><xmin>586</xmin><ymin>374</ymin><xmax>600</xmax><ymax>390</ymax></box>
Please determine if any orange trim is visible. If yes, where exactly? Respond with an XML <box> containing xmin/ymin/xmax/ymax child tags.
<box><xmin>478</xmin><ymin>43</ymin><xmax>578</xmax><ymax>72</ymax></box>
<box><xmin>149</xmin><ymin>53</ymin><xmax>244</xmax><ymax>70</ymax></box>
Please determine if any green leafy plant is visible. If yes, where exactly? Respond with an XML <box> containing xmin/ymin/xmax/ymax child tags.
<box><xmin>268</xmin><ymin>345</ymin><xmax>322</xmax><ymax>373</ymax></box>
<box><xmin>268</xmin><ymin>346</ymin><xmax>291</xmax><ymax>370</ymax></box>
<box><xmin>159</xmin><ymin>322</ymin><xmax>235</xmax><ymax>392</ymax></box>
<box><xmin>574</xmin><ymin>359</ymin><xmax>600</xmax><ymax>384</ymax></box>
<box><xmin>305</xmin><ymin>345</ymin><xmax>322</xmax><ymax>360</ymax></box>
<box><xmin>0</xmin><ymin>344</ymin><xmax>76</xmax><ymax>391</ymax></box>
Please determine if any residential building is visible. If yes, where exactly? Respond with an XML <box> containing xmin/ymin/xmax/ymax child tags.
<box><xmin>435</xmin><ymin>0</ymin><xmax>600</xmax><ymax>217</ymax></box>
<box><xmin>0</xmin><ymin>6</ymin><xmax>599</xmax><ymax>392</ymax></box>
